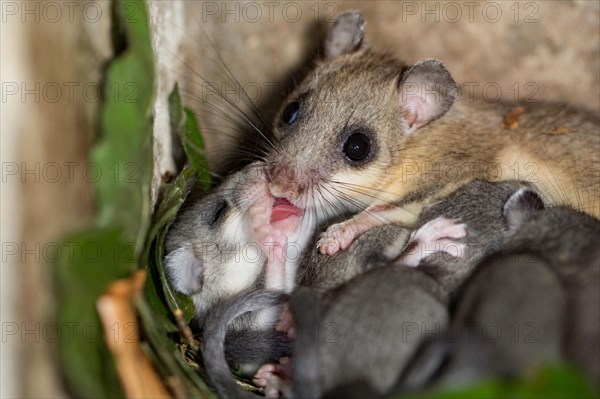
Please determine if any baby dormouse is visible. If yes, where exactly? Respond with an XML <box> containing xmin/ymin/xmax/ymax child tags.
<box><xmin>164</xmin><ymin>163</ymin><xmax>316</xmax><ymax>381</ymax></box>
<box><xmin>265</xmin><ymin>10</ymin><xmax>600</xmax><ymax>256</ymax></box>
<box><xmin>289</xmin><ymin>266</ymin><xmax>448</xmax><ymax>399</ymax></box>
<box><xmin>297</xmin><ymin>179</ymin><xmax>534</xmax><ymax>299</ymax></box>
<box><xmin>405</xmin><ymin>189</ymin><xmax>600</xmax><ymax>391</ymax></box>
<box><xmin>492</xmin><ymin>194</ymin><xmax>600</xmax><ymax>386</ymax></box>
<box><xmin>164</xmin><ymin>163</ymin><xmax>314</xmax><ymax>330</ymax></box>
<box><xmin>405</xmin><ymin>254</ymin><xmax>566</xmax><ymax>392</ymax></box>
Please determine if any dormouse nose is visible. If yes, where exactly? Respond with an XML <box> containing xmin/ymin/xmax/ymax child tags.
<box><xmin>269</xmin><ymin>181</ymin><xmax>301</xmax><ymax>202</ymax></box>
<box><xmin>268</xmin><ymin>164</ymin><xmax>301</xmax><ymax>201</ymax></box>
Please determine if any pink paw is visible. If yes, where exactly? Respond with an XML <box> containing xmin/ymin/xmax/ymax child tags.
<box><xmin>398</xmin><ymin>217</ymin><xmax>468</xmax><ymax>267</ymax></box>
<box><xmin>249</xmin><ymin>199</ymin><xmax>287</xmax><ymax>262</ymax></box>
<box><xmin>252</xmin><ymin>363</ymin><xmax>280</xmax><ymax>388</ymax></box>
<box><xmin>317</xmin><ymin>222</ymin><xmax>357</xmax><ymax>255</ymax></box>
<box><xmin>255</xmin><ymin>228</ymin><xmax>287</xmax><ymax>264</ymax></box>
<box><xmin>253</xmin><ymin>358</ymin><xmax>292</xmax><ymax>398</ymax></box>
<box><xmin>250</xmin><ymin>201</ymin><xmax>289</xmax><ymax>290</ymax></box>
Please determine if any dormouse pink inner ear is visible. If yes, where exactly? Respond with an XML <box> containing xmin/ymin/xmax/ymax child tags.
<box><xmin>401</xmin><ymin>93</ymin><xmax>435</xmax><ymax>129</ymax></box>
<box><xmin>404</xmin><ymin>104</ymin><xmax>418</xmax><ymax>128</ymax></box>
<box><xmin>398</xmin><ymin>59</ymin><xmax>457</xmax><ymax>134</ymax></box>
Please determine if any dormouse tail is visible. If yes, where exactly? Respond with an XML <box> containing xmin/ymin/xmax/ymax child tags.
<box><xmin>202</xmin><ymin>289</ymin><xmax>289</xmax><ymax>399</ymax></box>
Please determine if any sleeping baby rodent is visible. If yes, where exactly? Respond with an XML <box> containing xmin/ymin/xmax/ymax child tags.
<box><xmin>405</xmin><ymin>188</ymin><xmax>600</xmax><ymax>391</ymax></box>
<box><xmin>164</xmin><ymin>163</ymin><xmax>318</xmax><ymax>378</ymax></box>
<box><xmin>296</xmin><ymin>179</ymin><xmax>532</xmax><ymax>297</ymax></box>
<box><xmin>265</xmin><ymin>10</ymin><xmax>600</xmax><ymax>255</ymax></box>
<box><xmin>164</xmin><ymin>163</ymin><xmax>314</xmax><ymax>329</ymax></box>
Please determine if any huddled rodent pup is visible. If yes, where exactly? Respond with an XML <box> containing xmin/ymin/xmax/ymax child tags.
<box><xmin>289</xmin><ymin>267</ymin><xmax>448</xmax><ymax>399</ymax></box>
<box><xmin>164</xmin><ymin>166</ymin><xmax>267</xmax><ymax>323</ymax></box>
<box><xmin>491</xmin><ymin>194</ymin><xmax>600</xmax><ymax>386</ymax></box>
<box><xmin>164</xmin><ymin>163</ymin><xmax>315</xmax><ymax>376</ymax></box>
<box><xmin>164</xmin><ymin>161</ymin><xmax>314</xmax><ymax>318</ymax></box>
<box><xmin>409</xmin><ymin>254</ymin><xmax>566</xmax><ymax>391</ymax></box>
<box><xmin>297</xmin><ymin>179</ymin><xmax>533</xmax><ymax>298</ymax></box>
<box><xmin>405</xmin><ymin>189</ymin><xmax>600</xmax><ymax>391</ymax></box>
<box><xmin>265</xmin><ymin>10</ymin><xmax>599</xmax><ymax>256</ymax></box>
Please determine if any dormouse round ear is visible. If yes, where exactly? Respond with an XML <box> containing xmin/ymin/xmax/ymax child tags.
<box><xmin>398</xmin><ymin>59</ymin><xmax>457</xmax><ymax>134</ymax></box>
<box><xmin>164</xmin><ymin>246</ymin><xmax>204</xmax><ymax>295</ymax></box>
<box><xmin>503</xmin><ymin>187</ymin><xmax>545</xmax><ymax>230</ymax></box>
<box><xmin>325</xmin><ymin>10</ymin><xmax>365</xmax><ymax>59</ymax></box>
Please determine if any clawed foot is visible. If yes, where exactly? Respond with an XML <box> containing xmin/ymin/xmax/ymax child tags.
<box><xmin>316</xmin><ymin>222</ymin><xmax>359</xmax><ymax>256</ymax></box>
<box><xmin>253</xmin><ymin>357</ymin><xmax>292</xmax><ymax>398</ymax></box>
<box><xmin>398</xmin><ymin>217</ymin><xmax>468</xmax><ymax>267</ymax></box>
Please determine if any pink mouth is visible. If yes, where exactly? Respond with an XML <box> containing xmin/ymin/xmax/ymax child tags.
<box><xmin>248</xmin><ymin>175</ymin><xmax>304</xmax><ymax>249</ymax></box>
<box><xmin>247</xmin><ymin>172</ymin><xmax>305</xmax><ymax>291</ymax></box>
<box><xmin>270</xmin><ymin>197</ymin><xmax>304</xmax><ymax>224</ymax></box>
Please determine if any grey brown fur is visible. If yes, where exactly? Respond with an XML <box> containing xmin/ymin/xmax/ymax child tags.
<box><xmin>296</xmin><ymin>223</ymin><xmax>410</xmax><ymax>291</ymax></box>
<box><xmin>201</xmin><ymin>290</ymin><xmax>290</xmax><ymax>399</ymax></box>
<box><xmin>298</xmin><ymin>179</ymin><xmax>532</xmax><ymax>298</ymax></box>
<box><xmin>422</xmin><ymin>254</ymin><xmax>565</xmax><ymax>390</ymax></box>
<box><xmin>406</xmin><ymin>192</ymin><xmax>600</xmax><ymax>391</ymax></box>
<box><xmin>497</xmin><ymin>203</ymin><xmax>600</xmax><ymax>385</ymax></box>
<box><xmin>286</xmin><ymin>180</ymin><xmax>537</xmax><ymax>398</ymax></box>
<box><xmin>267</xmin><ymin>10</ymin><xmax>599</xmax><ymax>260</ymax></box>
<box><xmin>291</xmin><ymin>267</ymin><xmax>447</xmax><ymax>398</ymax></box>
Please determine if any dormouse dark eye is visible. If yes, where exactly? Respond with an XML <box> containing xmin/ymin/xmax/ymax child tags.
<box><xmin>211</xmin><ymin>200</ymin><xmax>227</xmax><ymax>225</ymax></box>
<box><xmin>282</xmin><ymin>101</ymin><xmax>299</xmax><ymax>125</ymax></box>
<box><xmin>343</xmin><ymin>132</ymin><xmax>371</xmax><ymax>162</ymax></box>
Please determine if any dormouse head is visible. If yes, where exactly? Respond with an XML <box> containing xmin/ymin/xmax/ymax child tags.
<box><xmin>267</xmin><ymin>10</ymin><xmax>457</xmax><ymax>215</ymax></box>
<box><xmin>164</xmin><ymin>166</ymin><xmax>267</xmax><ymax>308</ymax></box>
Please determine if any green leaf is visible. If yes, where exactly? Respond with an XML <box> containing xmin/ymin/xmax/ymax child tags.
<box><xmin>54</xmin><ymin>0</ymin><xmax>156</xmax><ymax>397</ymax></box>
<box><xmin>142</xmin><ymin>166</ymin><xmax>197</xmax><ymax>323</ymax></box>
<box><xmin>511</xmin><ymin>365</ymin><xmax>598</xmax><ymax>399</ymax></box>
<box><xmin>147</xmin><ymin>84</ymin><xmax>208</xmax><ymax>325</ymax></box>
<box><xmin>168</xmin><ymin>83</ymin><xmax>212</xmax><ymax>190</ymax></box>
<box><xmin>399</xmin><ymin>364</ymin><xmax>598</xmax><ymax>399</ymax></box>
<box><xmin>92</xmin><ymin>0</ymin><xmax>155</xmax><ymax>252</ymax></box>
<box><xmin>54</xmin><ymin>227</ymin><xmax>135</xmax><ymax>399</ymax></box>
<box><xmin>183</xmin><ymin>108</ymin><xmax>212</xmax><ymax>191</ymax></box>
<box><xmin>53</xmin><ymin>0</ymin><xmax>218</xmax><ymax>395</ymax></box>
<box><xmin>137</xmin><ymin>165</ymin><xmax>213</xmax><ymax>397</ymax></box>
<box><xmin>168</xmin><ymin>82</ymin><xmax>184</xmax><ymax>137</ymax></box>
